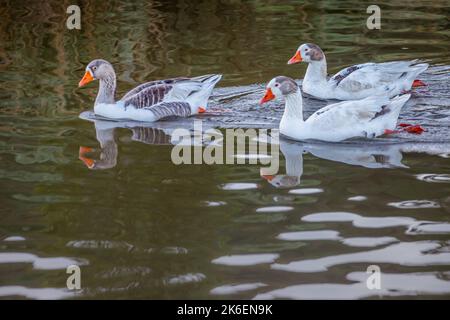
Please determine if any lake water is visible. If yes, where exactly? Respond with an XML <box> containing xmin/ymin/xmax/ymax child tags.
<box><xmin>0</xmin><ymin>0</ymin><xmax>449</xmax><ymax>299</ymax></box>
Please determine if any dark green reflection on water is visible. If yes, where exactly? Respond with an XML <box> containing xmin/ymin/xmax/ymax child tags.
<box><xmin>1</xmin><ymin>0</ymin><xmax>450</xmax><ymax>299</ymax></box>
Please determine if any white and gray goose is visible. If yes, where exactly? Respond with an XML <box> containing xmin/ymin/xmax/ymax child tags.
<box><xmin>288</xmin><ymin>43</ymin><xmax>428</xmax><ymax>100</ymax></box>
<box><xmin>79</xmin><ymin>59</ymin><xmax>222</xmax><ymax>122</ymax></box>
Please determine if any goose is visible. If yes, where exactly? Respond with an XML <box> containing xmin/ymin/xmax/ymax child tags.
<box><xmin>259</xmin><ymin>76</ymin><xmax>411</xmax><ymax>142</ymax></box>
<box><xmin>287</xmin><ymin>43</ymin><xmax>428</xmax><ymax>100</ymax></box>
<box><xmin>78</xmin><ymin>59</ymin><xmax>222</xmax><ymax>121</ymax></box>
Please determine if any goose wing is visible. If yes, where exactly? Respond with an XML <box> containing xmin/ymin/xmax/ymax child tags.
<box><xmin>121</xmin><ymin>81</ymin><xmax>203</xmax><ymax>109</ymax></box>
<box><xmin>141</xmin><ymin>101</ymin><xmax>192</xmax><ymax>120</ymax></box>
<box><xmin>307</xmin><ymin>96</ymin><xmax>391</xmax><ymax>130</ymax></box>
<box><xmin>120</xmin><ymin>75</ymin><xmax>219</xmax><ymax>109</ymax></box>
<box><xmin>330</xmin><ymin>61</ymin><xmax>418</xmax><ymax>92</ymax></box>
<box><xmin>121</xmin><ymin>77</ymin><xmax>189</xmax><ymax>101</ymax></box>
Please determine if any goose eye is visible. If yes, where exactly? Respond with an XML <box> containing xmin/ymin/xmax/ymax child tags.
<box><xmin>92</xmin><ymin>66</ymin><xmax>97</xmax><ymax>71</ymax></box>
<box><xmin>275</xmin><ymin>83</ymin><xmax>279</xmax><ymax>87</ymax></box>
<box><xmin>305</xmin><ymin>48</ymin><xmax>309</xmax><ymax>52</ymax></box>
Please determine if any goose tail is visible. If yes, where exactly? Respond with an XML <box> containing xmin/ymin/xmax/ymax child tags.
<box><xmin>389</xmin><ymin>93</ymin><xmax>411</xmax><ymax>119</ymax></box>
<box><xmin>187</xmin><ymin>74</ymin><xmax>222</xmax><ymax>113</ymax></box>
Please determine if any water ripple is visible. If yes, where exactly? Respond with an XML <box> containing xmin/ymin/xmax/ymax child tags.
<box><xmin>416</xmin><ymin>173</ymin><xmax>450</xmax><ymax>183</ymax></box>
<box><xmin>302</xmin><ymin>211</ymin><xmax>450</xmax><ymax>235</ymax></box>
<box><xmin>341</xmin><ymin>237</ymin><xmax>399</xmax><ymax>248</ymax></box>
<box><xmin>256</xmin><ymin>206</ymin><xmax>293</xmax><ymax>213</ymax></box>
<box><xmin>164</xmin><ymin>273</ymin><xmax>206</xmax><ymax>285</ymax></box>
<box><xmin>347</xmin><ymin>196</ymin><xmax>368</xmax><ymax>202</ymax></box>
<box><xmin>271</xmin><ymin>241</ymin><xmax>450</xmax><ymax>273</ymax></box>
<box><xmin>212</xmin><ymin>254</ymin><xmax>279</xmax><ymax>266</ymax></box>
<box><xmin>388</xmin><ymin>200</ymin><xmax>441</xmax><ymax>209</ymax></box>
<box><xmin>277</xmin><ymin>230</ymin><xmax>341</xmax><ymax>241</ymax></box>
<box><xmin>289</xmin><ymin>188</ymin><xmax>323</xmax><ymax>195</ymax></box>
<box><xmin>0</xmin><ymin>252</ymin><xmax>88</xmax><ymax>270</ymax></box>
<box><xmin>255</xmin><ymin>272</ymin><xmax>450</xmax><ymax>299</ymax></box>
<box><xmin>221</xmin><ymin>183</ymin><xmax>259</xmax><ymax>190</ymax></box>
<box><xmin>3</xmin><ymin>236</ymin><xmax>26</xmax><ymax>242</ymax></box>
<box><xmin>211</xmin><ymin>283</ymin><xmax>267</xmax><ymax>295</ymax></box>
<box><xmin>66</xmin><ymin>240</ymin><xmax>134</xmax><ymax>251</ymax></box>
<box><xmin>0</xmin><ymin>286</ymin><xmax>77</xmax><ymax>300</ymax></box>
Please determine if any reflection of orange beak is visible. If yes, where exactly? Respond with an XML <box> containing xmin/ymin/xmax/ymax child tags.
<box><xmin>261</xmin><ymin>175</ymin><xmax>275</xmax><ymax>182</ymax></box>
<box><xmin>79</xmin><ymin>146</ymin><xmax>93</xmax><ymax>155</ymax></box>
<box><xmin>287</xmin><ymin>51</ymin><xmax>302</xmax><ymax>65</ymax></box>
<box><xmin>79</xmin><ymin>146</ymin><xmax>95</xmax><ymax>169</ymax></box>
<box><xmin>79</xmin><ymin>70</ymin><xmax>94</xmax><ymax>87</ymax></box>
<box><xmin>259</xmin><ymin>88</ymin><xmax>275</xmax><ymax>105</ymax></box>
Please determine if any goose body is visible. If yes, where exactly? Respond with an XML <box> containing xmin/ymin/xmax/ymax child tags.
<box><xmin>79</xmin><ymin>59</ymin><xmax>222</xmax><ymax>122</ymax></box>
<box><xmin>288</xmin><ymin>43</ymin><xmax>428</xmax><ymax>100</ymax></box>
<box><xmin>260</xmin><ymin>76</ymin><xmax>410</xmax><ymax>142</ymax></box>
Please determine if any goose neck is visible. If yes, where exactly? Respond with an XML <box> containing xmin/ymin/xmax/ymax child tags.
<box><xmin>95</xmin><ymin>72</ymin><xmax>116</xmax><ymax>105</ymax></box>
<box><xmin>283</xmin><ymin>89</ymin><xmax>304</xmax><ymax>123</ymax></box>
<box><xmin>304</xmin><ymin>57</ymin><xmax>328</xmax><ymax>84</ymax></box>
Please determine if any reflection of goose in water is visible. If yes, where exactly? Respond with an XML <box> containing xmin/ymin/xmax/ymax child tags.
<box><xmin>79</xmin><ymin>126</ymin><xmax>117</xmax><ymax>170</ymax></box>
<box><xmin>261</xmin><ymin>141</ymin><xmax>304</xmax><ymax>188</ymax></box>
<box><xmin>262</xmin><ymin>137</ymin><xmax>450</xmax><ymax>188</ymax></box>
<box><xmin>305</xmin><ymin>142</ymin><xmax>406</xmax><ymax>169</ymax></box>
<box><xmin>79</xmin><ymin>119</ymin><xmax>172</xmax><ymax>170</ymax></box>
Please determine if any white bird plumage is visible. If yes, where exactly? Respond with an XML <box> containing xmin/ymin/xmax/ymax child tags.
<box><xmin>260</xmin><ymin>76</ymin><xmax>411</xmax><ymax>142</ymax></box>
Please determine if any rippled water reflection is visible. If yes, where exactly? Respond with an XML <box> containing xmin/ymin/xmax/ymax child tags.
<box><xmin>1</xmin><ymin>0</ymin><xmax>449</xmax><ymax>299</ymax></box>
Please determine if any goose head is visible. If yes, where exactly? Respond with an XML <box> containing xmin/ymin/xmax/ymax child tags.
<box><xmin>260</xmin><ymin>76</ymin><xmax>298</xmax><ymax>104</ymax></box>
<box><xmin>79</xmin><ymin>59</ymin><xmax>115</xmax><ymax>87</ymax></box>
<box><xmin>287</xmin><ymin>43</ymin><xmax>325</xmax><ymax>64</ymax></box>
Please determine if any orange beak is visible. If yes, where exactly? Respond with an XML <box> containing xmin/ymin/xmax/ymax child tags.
<box><xmin>259</xmin><ymin>88</ymin><xmax>275</xmax><ymax>105</ymax></box>
<box><xmin>198</xmin><ymin>106</ymin><xmax>206</xmax><ymax>113</ymax></box>
<box><xmin>261</xmin><ymin>175</ymin><xmax>275</xmax><ymax>182</ymax></box>
<box><xmin>287</xmin><ymin>51</ymin><xmax>302</xmax><ymax>65</ymax></box>
<box><xmin>79</xmin><ymin>70</ymin><xmax>94</xmax><ymax>87</ymax></box>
